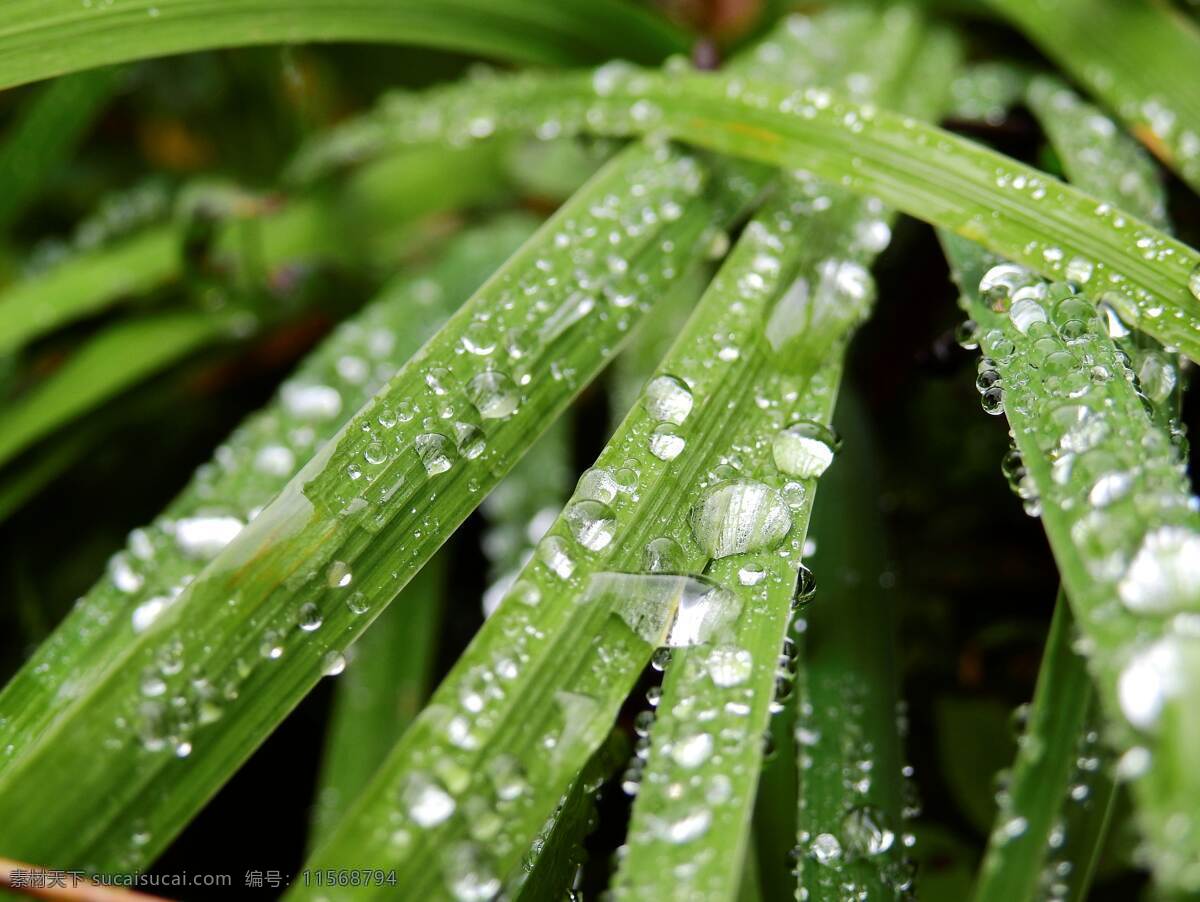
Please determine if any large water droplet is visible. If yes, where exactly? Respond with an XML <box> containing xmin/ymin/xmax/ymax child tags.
<box><xmin>1118</xmin><ymin>527</ymin><xmax>1200</xmax><ymax>614</ymax></box>
<box><xmin>174</xmin><ymin>515</ymin><xmax>244</xmax><ymax>559</ymax></box>
<box><xmin>644</xmin><ymin>374</ymin><xmax>693</xmax><ymax>424</ymax></box>
<box><xmin>466</xmin><ymin>371</ymin><xmax>519</xmax><ymax>419</ymax></box>
<box><xmin>401</xmin><ymin>773</ymin><xmax>456</xmax><ymax>827</ymax></box>
<box><xmin>564</xmin><ymin>500</ymin><xmax>617</xmax><ymax>551</ymax></box>
<box><xmin>772</xmin><ymin>420</ymin><xmax>841</xmax><ymax>478</ymax></box>
<box><xmin>690</xmin><ymin>480</ymin><xmax>792</xmax><ymax>559</ymax></box>
<box><xmin>1118</xmin><ymin>636</ymin><xmax>1185</xmax><ymax>730</ymax></box>
<box><xmin>589</xmin><ymin>572</ymin><xmax>742</xmax><ymax>647</ymax></box>
<box><xmin>415</xmin><ymin>433</ymin><xmax>456</xmax><ymax>476</ymax></box>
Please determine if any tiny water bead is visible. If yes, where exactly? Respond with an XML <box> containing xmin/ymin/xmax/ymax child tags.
<box><xmin>772</xmin><ymin>419</ymin><xmax>841</xmax><ymax>478</ymax></box>
<box><xmin>689</xmin><ymin>479</ymin><xmax>792</xmax><ymax>559</ymax></box>
<box><xmin>644</xmin><ymin>374</ymin><xmax>693</xmax><ymax>424</ymax></box>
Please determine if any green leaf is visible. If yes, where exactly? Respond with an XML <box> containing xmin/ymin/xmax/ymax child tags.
<box><xmin>613</xmin><ymin>11</ymin><xmax>956</xmax><ymax>899</ymax></box>
<box><xmin>793</xmin><ymin>390</ymin><xmax>910</xmax><ymax>899</ymax></box>
<box><xmin>0</xmin><ymin>66</ymin><xmax>125</xmax><ymax>231</ymax></box>
<box><xmin>989</xmin><ymin>0</ymin><xmax>1200</xmax><ymax>193</ymax></box>
<box><xmin>288</xmin><ymin>64</ymin><xmax>1200</xmax><ymax>362</ymax></box>
<box><xmin>0</xmin><ymin>142</ymin><xmax>747</xmax><ymax>871</ymax></box>
<box><xmin>309</xmin><ymin>558</ymin><xmax>447</xmax><ymax>848</ymax></box>
<box><xmin>0</xmin><ymin>0</ymin><xmax>686</xmax><ymax>91</ymax></box>
<box><xmin>942</xmin><ymin>230</ymin><xmax>1200</xmax><ymax>890</ymax></box>
<box><xmin>971</xmin><ymin>596</ymin><xmax>1116</xmax><ymax>902</ymax></box>
<box><xmin>0</xmin><ymin>309</ymin><xmax>230</xmax><ymax>469</ymax></box>
<box><xmin>0</xmin><ymin>214</ymin><xmax>535</xmax><ymax>866</ymax></box>
<box><xmin>0</xmin><ymin>142</ymin><xmax>509</xmax><ymax>357</ymax></box>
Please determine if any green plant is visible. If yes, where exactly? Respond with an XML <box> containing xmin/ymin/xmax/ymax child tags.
<box><xmin>1</xmin><ymin>2</ymin><xmax>1199</xmax><ymax>900</ymax></box>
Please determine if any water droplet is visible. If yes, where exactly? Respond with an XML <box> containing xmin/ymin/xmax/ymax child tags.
<box><xmin>1009</xmin><ymin>297</ymin><xmax>1048</xmax><ymax>333</ymax></box>
<box><xmin>1189</xmin><ymin>262</ymin><xmax>1200</xmax><ymax>303</ymax></box>
<box><xmin>174</xmin><ymin>515</ymin><xmax>244</xmax><ymax>559</ymax></box>
<box><xmin>981</xmin><ymin>386</ymin><xmax>1005</xmax><ymax>415</ymax></box>
<box><xmin>669</xmin><ymin>732</ymin><xmax>714</xmax><ymax>771</ymax></box>
<box><xmin>326</xmin><ymin>560</ymin><xmax>352</xmax><ymax>588</ymax></box>
<box><xmin>297</xmin><ymin>602</ymin><xmax>323</xmax><ymax>632</ymax></box>
<box><xmin>810</xmin><ymin>832</ymin><xmax>842</xmax><ymax>865</ymax></box>
<box><xmin>576</xmin><ymin>467</ymin><xmax>618</xmax><ymax>503</ymax></box>
<box><xmin>706</xmin><ymin>644</ymin><xmax>753</xmax><ymax>687</ymax></box>
<box><xmin>773</xmin><ymin>420</ymin><xmax>841</xmax><ymax>478</ymax></box>
<box><xmin>792</xmin><ymin>564</ymin><xmax>816</xmax><ymax>608</ymax></box>
<box><xmin>649</xmin><ymin>424</ymin><xmax>686</xmax><ymax>461</ymax></box>
<box><xmin>841</xmin><ymin>806</ymin><xmax>895</xmax><ymax>857</ymax></box>
<box><xmin>564</xmin><ymin>500</ymin><xmax>617</xmax><ymax>551</ymax></box>
<box><xmin>1118</xmin><ymin>636</ymin><xmax>1184</xmax><ymax>730</ymax></box>
<box><xmin>1118</xmin><ymin>527</ymin><xmax>1200</xmax><ymax>614</ymax></box>
<box><xmin>322</xmin><ymin>651</ymin><xmax>346</xmax><ymax>676</ymax></box>
<box><xmin>690</xmin><ymin>479</ymin><xmax>792</xmax><ymax>559</ymax></box>
<box><xmin>466</xmin><ymin>370</ymin><xmax>519</xmax><ymax>419</ymax></box>
<box><xmin>643</xmin><ymin>536</ymin><xmax>684</xmax><ymax>573</ymax></box>
<box><xmin>644</xmin><ymin>374</ymin><xmax>693</xmax><ymax>424</ymax></box>
<box><xmin>738</xmin><ymin>563</ymin><xmax>766</xmax><ymax>585</ymax></box>
<box><xmin>537</xmin><ymin>535</ymin><xmax>575</xmax><ymax>579</ymax></box>
<box><xmin>590</xmin><ymin>572</ymin><xmax>742</xmax><ymax>648</ymax></box>
<box><xmin>401</xmin><ymin>772</ymin><xmax>456</xmax><ymax>827</ymax></box>
<box><xmin>415</xmin><ymin>433</ymin><xmax>456</xmax><ymax>475</ymax></box>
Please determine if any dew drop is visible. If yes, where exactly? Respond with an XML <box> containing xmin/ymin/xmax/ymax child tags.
<box><xmin>706</xmin><ymin>644</ymin><xmax>753</xmax><ymax>687</ymax></box>
<box><xmin>466</xmin><ymin>370</ymin><xmax>519</xmax><ymax>419</ymax></box>
<box><xmin>649</xmin><ymin>424</ymin><xmax>686</xmax><ymax>461</ymax></box>
<box><xmin>564</xmin><ymin>499</ymin><xmax>617</xmax><ymax>551</ymax></box>
<box><xmin>415</xmin><ymin>433</ymin><xmax>456</xmax><ymax>475</ymax></box>
<box><xmin>644</xmin><ymin>374</ymin><xmax>693</xmax><ymax>424</ymax></box>
<box><xmin>643</xmin><ymin>536</ymin><xmax>684</xmax><ymax>573</ymax></box>
<box><xmin>690</xmin><ymin>479</ymin><xmax>792</xmax><ymax>559</ymax></box>
<box><xmin>773</xmin><ymin>420</ymin><xmax>841</xmax><ymax>478</ymax></box>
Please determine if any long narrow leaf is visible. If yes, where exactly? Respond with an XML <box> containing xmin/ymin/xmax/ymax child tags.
<box><xmin>0</xmin><ymin>143</ymin><xmax>508</xmax><ymax>357</ymax></box>
<box><xmin>0</xmin><ymin>67</ymin><xmax>125</xmax><ymax>231</ymax></box>
<box><xmin>942</xmin><ymin>235</ymin><xmax>1200</xmax><ymax>890</ymax></box>
<box><xmin>0</xmin><ymin>143</ymin><xmax>751</xmax><ymax>870</ymax></box>
<box><xmin>612</xmin><ymin>11</ymin><xmax>954</xmax><ymax>899</ymax></box>
<box><xmin>0</xmin><ymin>214</ymin><xmax>535</xmax><ymax>863</ymax></box>
<box><xmin>989</xmin><ymin>0</ymin><xmax>1200</xmax><ymax>193</ymax></box>
<box><xmin>971</xmin><ymin>595</ymin><xmax>1116</xmax><ymax>902</ymax></box>
<box><xmin>0</xmin><ymin>0</ymin><xmax>686</xmax><ymax>91</ymax></box>
<box><xmin>288</xmin><ymin>65</ymin><xmax>1200</xmax><ymax>363</ymax></box>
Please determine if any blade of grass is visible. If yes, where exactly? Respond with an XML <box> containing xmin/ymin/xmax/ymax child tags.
<box><xmin>792</xmin><ymin>390</ymin><xmax>909</xmax><ymax>900</ymax></box>
<box><xmin>968</xmin><ymin>71</ymin><xmax>1167</xmax><ymax>902</ymax></box>
<box><xmin>289</xmin><ymin>151</ymin><xmax>774</xmax><ymax>896</ymax></box>
<box><xmin>0</xmin><ymin>144</ymin><xmax>753</xmax><ymax>871</ymax></box>
<box><xmin>0</xmin><ymin>67</ymin><xmax>126</xmax><ymax>232</ymax></box>
<box><xmin>0</xmin><ymin>142</ymin><xmax>509</xmax><ymax>357</ymax></box>
<box><xmin>0</xmin><ymin>0</ymin><xmax>686</xmax><ymax>91</ymax></box>
<box><xmin>287</xmin><ymin>64</ymin><xmax>1200</xmax><ymax>364</ymax></box>
<box><xmin>308</xmin><ymin>558</ymin><xmax>446</xmax><ymax>848</ymax></box>
<box><xmin>0</xmin><ymin>214</ymin><xmax>535</xmax><ymax>859</ymax></box>
<box><xmin>971</xmin><ymin>594</ymin><xmax>1116</xmax><ymax>902</ymax></box>
<box><xmin>989</xmin><ymin>0</ymin><xmax>1200</xmax><ymax>193</ymax></box>
<box><xmin>941</xmin><ymin>236</ymin><xmax>1200</xmax><ymax>891</ymax></box>
<box><xmin>506</xmin><ymin>735</ymin><xmax>629</xmax><ymax>899</ymax></box>
<box><xmin>0</xmin><ymin>309</ymin><xmax>234</xmax><ymax>469</ymax></box>
<box><xmin>611</xmin><ymin>11</ymin><xmax>954</xmax><ymax>899</ymax></box>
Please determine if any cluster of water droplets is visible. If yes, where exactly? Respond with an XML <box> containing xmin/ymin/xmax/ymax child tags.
<box><xmin>967</xmin><ymin>261</ymin><xmax>1200</xmax><ymax>853</ymax></box>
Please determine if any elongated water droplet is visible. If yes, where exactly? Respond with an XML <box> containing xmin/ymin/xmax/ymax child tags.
<box><xmin>773</xmin><ymin>420</ymin><xmax>841</xmax><ymax>478</ymax></box>
<box><xmin>1118</xmin><ymin>527</ymin><xmax>1200</xmax><ymax>614</ymax></box>
<box><xmin>415</xmin><ymin>433</ymin><xmax>456</xmax><ymax>475</ymax></box>
<box><xmin>690</xmin><ymin>479</ymin><xmax>792</xmax><ymax>559</ymax></box>
<box><xmin>644</xmin><ymin>374</ymin><xmax>693</xmax><ymax>424</ymax></box>
<box><xmin>588</xmin><ymin>572</ymin><xmax>742</xmax><ymax>648</ymax></box>
<box><xmin>564</xmin><ymin>500</ymin><xmax>617</xmax><ymax>551</ymax></box>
